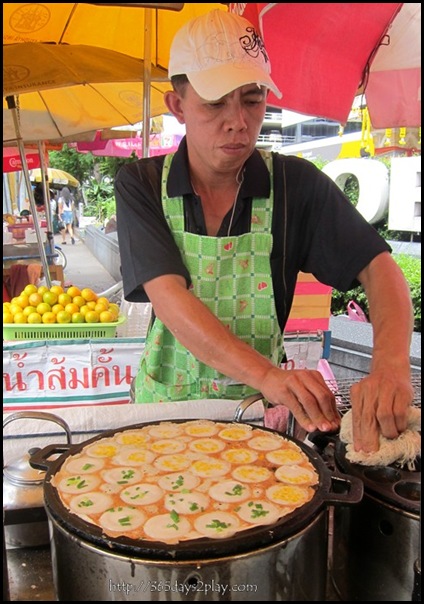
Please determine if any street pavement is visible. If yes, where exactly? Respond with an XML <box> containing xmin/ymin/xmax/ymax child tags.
<box><xmin>53</xmin><ymin>230</ymin><xmax>118</xmax><ymax>294</ymax></box>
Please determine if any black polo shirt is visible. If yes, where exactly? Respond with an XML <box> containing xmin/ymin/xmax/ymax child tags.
<box><xmin>115</xmin><ymin>138</ymin><xmax>390</xmax><ymax>331</ymax></box>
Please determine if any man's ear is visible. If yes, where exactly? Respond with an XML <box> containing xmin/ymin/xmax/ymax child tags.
<box><xmin>164</xmin><ymin>90</ymin><xmax>185</xmax><ymax>125</ymax></box>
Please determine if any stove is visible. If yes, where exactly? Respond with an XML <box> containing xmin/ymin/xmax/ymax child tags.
<box><xmin>316</xmin><ymin>373</ymin><xmax>421</xmax><ymax>602</ymax></box>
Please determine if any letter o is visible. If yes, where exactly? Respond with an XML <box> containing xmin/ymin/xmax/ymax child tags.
<box><xmin>322</xmin><ymin>159</ymin><xmax>389</xmax><ymax>223</ymax></box>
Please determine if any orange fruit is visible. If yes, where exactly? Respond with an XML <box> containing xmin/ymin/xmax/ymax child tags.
<box><xmin>79</xmin><ymin>305</ymin><xmax>91</xmax><ymax>317</ymax></box>
<box><xmin>81</xmin><ymin>288</ymin><xmax>97</xmax><ymax>302</ymax></box>
<box><xmin>43</xmin><ymin>291</ymin><xmax>58</xmax><ymax>306</ymax></box>
<box><xmin>94</xmin><ymin>302</ymin><xmax>108</xmax><ymax>314</ymax></box>
<box><xmin>27</xmin><ymin>312</ymin><xmax>43</xmax><ymax>324</ymax></box>
<box><xmin>36</xmin><ymin>302</ymin><xmax>52</xmax><ymax>316</ymax></box>
<box><xmin>23</xmin><ymin>284</ymin><xmax>38</xmax><ymax>296</ymax></box>
<box><xmin>51</xmin><ymin>304</ymin><xmax>65</xmax><ymax>315</ymax></box>
<box><xmin>37</xmin><ymin>285</ymin><xmax>49</xmax><ymax>296</ymax></box>
<box><xmin>10</xmin><ymin>304</ymin><xmax>24</xmax><ymax>316</ymax></box>
<box><xmin>96</xmin><ymin>297</ymin><xmax>110</xmax><ymax>308</ymax></box>
<box><xmin>58</xmin><ymin>293</ymin><xmax>72</xmax><ymax>307</ymax></box>
<box><xmin>86</xmin><ymin>301</ymin><xmax>97</xmax><ymax>310</ymax></box>
<box><xmin>15</xmin><ymin>294</ymin><xmax>29</xmax><ymax>308</ymax></box>
<box><xmin>28</xmin><ymin>292</ymin><xmax>43</xmax><ymax>307</ymax></box>
<box><xmin>72</xmin><ymin>295</ymin><xmax>86</xmax><ymax>308</ymax></box>
<box><xmin>67</xmin><ymin>286</ymin><xmax>81</xmax><ymax>298</ymax></box>
<box><xmin>56</xmin><ymin>310</ymin><xmax>72</xmax><ymax>324</ymax></box>
<box><xmin>3</xmin><ymin>311</ymin><xmax>14</xmax><ymax>324</ymax></box>
<box><xmin>71</xmin><ymin>312</ymin><xmax>85</xmax><ymax>324</ymax></box>
<box><xmin>23</xmin><ymin>305</ymin><xmax>38</xmax><ymax>317</ymax></box>
<box><xmin>3</xmin><ymin>302</ymin><xmax>12</xmax><ymax>311</ymax></box>
<box><xmin>99</xmin><ymin>310</ymin><xmax>114</xmax><ymax>323</ymax></box>
<box><xmin>50</xmin><ymin>285</ymin><xmax>64</xmax><ymax>296</ymax></box>
<box><xmin>109</xmin><ymin>303</ymin><xmax>120</xmax><ymax>314</ymax></box>
<box><xmin>65</xmin><ymin>303</ymin><xmax>80</xmax><ymax>316</ymax></box>
<box><xmin>85</xmin><ymin>310</ymin><xmax>100</xmax><ymax>323</ymax></box>
<box><xmin>42</xmin><ymin>311</ymin><xmax>57</xmax><ymax>324</ymax></box>
<box><xmin>13</xmin><ymin>312</ymin><xmax>28</xmax><ymax>324</ymax></box>
<box><xmin>108</xmin><ymin>305</ymin><xmax>119</xmax><ymax>320</ymax></box>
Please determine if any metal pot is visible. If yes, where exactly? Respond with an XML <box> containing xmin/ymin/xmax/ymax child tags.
<box><xmin>332</xmin><ymin>438</ymin><xmax>421</xmax><ymax>602</ymax></box>
<box><xmin>30</xmin><ymin>411</ymin><xmax>363</xmax><ymax>601</ymax></box>
<box><xmin>3</xmin><ymin>411</ymin><xmax>72</xmax><ymax>548</ymax></box>
<box><xmin>309</xmin><ymin>430</ymin><xmax>421</xmax><ymax>602</ymax></box>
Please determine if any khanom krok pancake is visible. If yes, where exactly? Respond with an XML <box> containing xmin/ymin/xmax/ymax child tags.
<box><xmin>51</xmin><ymin>421</ymin><xmax>319</xmax><ymax>544</ymax></box>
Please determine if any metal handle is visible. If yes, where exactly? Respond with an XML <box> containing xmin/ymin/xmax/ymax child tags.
<box><xmin>412</xmin><ymin>558</ymin><xmax>421</xmax><ymax>601</ymax></box>
<box><xmin>321</xmin><ymin>468</ymin><xmax>364</xmax><ymax>506</ymax></box>
<box><xmin>29</xmin><ymin>444</ymin><xmax>73</xmax><ymax>472</ymax></box>
<box><xmin>3</xmin><ymin>412</ymin><xmax>73</xmax><ymax>478</ymax></box>
<box><xmin>3</xmin><ymin>411</ymin><xmax>72</xmax><ymax>444</ymax></box>
<box><xmin>233</xmin><ymin>393</ymin><xmax>265</xmax><ymax>422</ymax></box>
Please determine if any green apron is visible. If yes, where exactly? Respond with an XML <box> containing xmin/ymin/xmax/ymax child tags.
<box><xmin>134</xmin><ymin>151</ymin><xmax>283</xmax><ymax>402</ymax></box>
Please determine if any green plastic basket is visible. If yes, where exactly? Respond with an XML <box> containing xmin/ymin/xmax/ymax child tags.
<box><xmin>3</xmin><ymin>315</ymin><xmax>126</xmax><ymax>341</ymax></box>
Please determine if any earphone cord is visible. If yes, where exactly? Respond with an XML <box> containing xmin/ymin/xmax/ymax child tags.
<box><xmin>227</xmin><ymin>166</ymin><xmax>245</xmax><ymax>236</ymax></box>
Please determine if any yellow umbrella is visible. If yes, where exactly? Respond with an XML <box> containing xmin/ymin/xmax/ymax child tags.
<box><xmin>3</xmin><ymin>42</ymin><xmax>169</xmax><ymax>144</ymax></box>
<box><xmin>3</xmin><ymin>3</ymin><xmax>226</xmax><ymax>149</ymax></box>
<box><xmin>3</xmin><ymin>3</ymin><xmax>226</xmax><ymax>68</ymax></box>
<box><xmin>29</xmin><ymin>168</ymin><xmax>80</xmax><ymax>188</ymax></box>
<box><xmin>3</xmin><ymin>3</ymin><xmax>226</xmax><ymax>284</ymax></box>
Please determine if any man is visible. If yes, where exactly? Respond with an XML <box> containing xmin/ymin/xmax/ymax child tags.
<box><xmin>115</xmin><ymin>10</ymin><xmax>414</xmax><ymax>452</ymax></box>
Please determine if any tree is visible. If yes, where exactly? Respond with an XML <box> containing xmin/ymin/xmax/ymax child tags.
<box><xmin>49</xmin><ymin>145</ymin><xmax>138</xmax><ymax>222</ymax></box>
<box><xmin>49</xmin><ymin>144</ymin><xmax>95</xmax><ymax>185</ymax></box>
<box><xmin>49</xmin><ymin>145</ymin><xmax>138</xmax><ymax>185</ymax></box>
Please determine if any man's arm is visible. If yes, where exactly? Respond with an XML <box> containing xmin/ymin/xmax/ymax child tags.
<box><xmin>351</xmin><ymin>251</ymin><xmax>414</xmax><ymax>451</ymax></box>
<box><xmin>144</xmin><ymin>274</ymin><xmax>340</xmax><ymax>434</ymax></box>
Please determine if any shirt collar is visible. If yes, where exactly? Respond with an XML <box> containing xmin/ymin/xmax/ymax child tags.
<box><xmin>167</xmin><ymin>136</ymin><xmax>271</xmax><ymax>199</ymax></box>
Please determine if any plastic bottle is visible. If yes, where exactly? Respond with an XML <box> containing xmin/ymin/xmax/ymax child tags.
<box><xmin>117</xmin><ymin>296</ymin><xmax>152</xmax><ymax>338</ymax></box>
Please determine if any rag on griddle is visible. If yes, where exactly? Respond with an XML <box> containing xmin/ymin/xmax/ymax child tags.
<box><xmin>340</xmin><ymin>407</ymin><xmax>421</xmax><ymax>469</ymax></box>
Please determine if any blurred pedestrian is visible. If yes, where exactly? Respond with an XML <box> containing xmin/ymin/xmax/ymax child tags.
<box><xmin>58</xmin><ymin>186</ymin><xmax>75</xmax><ymax>244</ymax></box>
<box><xmin>50</xmin><ymin>189</ymin><xmax>66</xmax><ymax>239</ymax></box>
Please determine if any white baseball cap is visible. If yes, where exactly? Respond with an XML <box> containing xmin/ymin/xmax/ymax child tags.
<box><xmin>168</xmin><ymin>9</ymin><xmax>282</xmax><ymax>101</ymax></box>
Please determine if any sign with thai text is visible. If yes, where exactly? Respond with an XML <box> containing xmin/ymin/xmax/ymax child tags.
<box><xmin>3</xmin><ymin>338</ymin><xmax>145</xmax><ymax>411</ymax></box>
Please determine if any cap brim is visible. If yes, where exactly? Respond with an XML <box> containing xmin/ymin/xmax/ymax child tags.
<box><xmin>187</xmin><ymin>63</ymin><xmax>282</xmax><ymax>101</ymax></box>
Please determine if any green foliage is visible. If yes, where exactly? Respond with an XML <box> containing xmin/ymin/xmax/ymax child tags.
<box><xmin>342</xmin><ymin>175</ymin><xmax>359</xmax><ymax>207</ymax></box>
<box><xmin>331</xmin><ymin>254</ymin><xmax>421</xmax><ymax>332</ymax></box>
<box><xmin>310</xmin><ymin>158</ymin><xmax>328</xmax><ymax>171</ymax></box>
<box><xmin>394</xmin><ymin>254</ymin><xmax>421</xmax><ymax>332</ymax></box>
<box><xmin>49</xmin><ymin>145</ymin><xmax>95</xmax><ymax>185</ymax></box>
<box><xmin>100</xmin><ymin>153</ymin><xmax>138</xmax><ymax>178</ymax></box>
<box><xmin>84</xmin><ymin>178</ymin><xmax>115</xmax><ymax>223</ymax></box>
<box><xmin>49</xmin><ymin>146</ymin><xmax>138</xmax><ymax>222</ymax></box>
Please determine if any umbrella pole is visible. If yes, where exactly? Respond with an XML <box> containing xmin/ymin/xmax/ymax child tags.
<box><xmin>5</xmin><ymin>96</ymin><xmax>52</xmax><ymax>287</ymax></box>
<box><xmin>37</xmin><ymin>141</ymin><xmax>55</xmax><ymax>259</ymax></box>
<box><xmin>142</xmin><ymin>7</ymin><xmax>152</xmax><ymax>158</ymax></box>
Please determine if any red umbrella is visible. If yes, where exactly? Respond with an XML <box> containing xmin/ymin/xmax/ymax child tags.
<box><xmin>229</xmin><ymin>3</ymin><xmax>421</xmax><ymax>128</ymax></box>
<box><xmin>3</xmin><ymin>146</ymin><xmax>41</xmax><ymax>172</ymax></box>
<box><xmin>73</xmin><ymin>131</ymin><xmax>184</xmax><ymax>158</ymax></box>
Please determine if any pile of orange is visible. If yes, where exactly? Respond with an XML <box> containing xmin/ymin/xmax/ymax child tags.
<box><xmin>3</xmin><ymin>284</ymin><xmax>120</xmax><ymax>325</ymax></box>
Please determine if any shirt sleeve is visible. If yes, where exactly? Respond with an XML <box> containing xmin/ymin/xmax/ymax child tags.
<box><xmin>114</xmin><ymin>158</ymin><xmax>191</xmax><ymax>302</ymax></box>
<box><xmin>281</xmin><ymin>156</ymin><xmax>391</xmax><ymax>292</ymax></box>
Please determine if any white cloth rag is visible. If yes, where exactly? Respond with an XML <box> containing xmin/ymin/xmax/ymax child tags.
<box><xmin>339</xmin><ymin>406</ymin><xmax>421</xmax><ymax>468</ymax></box>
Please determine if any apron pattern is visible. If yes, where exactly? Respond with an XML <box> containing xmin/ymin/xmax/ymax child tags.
<box><xmin>135</xmin><ymin>151</ymin><xmax>284</xmax><ymax>402</ymax></box>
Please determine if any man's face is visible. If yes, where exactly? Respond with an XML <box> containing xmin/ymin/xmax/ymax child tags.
<box><xmin>168</xmin><ymin>83</ymin><xmax>267</xmax><ymax>174</ymax></box>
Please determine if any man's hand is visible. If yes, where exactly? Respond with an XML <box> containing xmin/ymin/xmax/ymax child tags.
<box><xmin>353</xmin><ymin>252</ymin><xmax>415</xmax><ymax>452</ymax></box>
<box><xmin>349</xmin><ymin>367</ymin><xmax>414</xmax><ymax>452</ymax></box>
<box><xmin>261</xmin><ymin>367</ymin><xmax>340</xmax><ymax>434</ymax></box>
